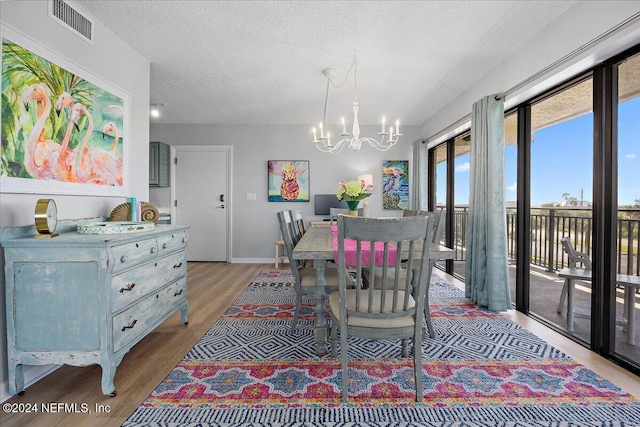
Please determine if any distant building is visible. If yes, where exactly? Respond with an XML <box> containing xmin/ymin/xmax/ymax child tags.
<box><xmin>554</xmin><ymin>199</ymin><xmax>592</xmax><ymax>207</ymax></box>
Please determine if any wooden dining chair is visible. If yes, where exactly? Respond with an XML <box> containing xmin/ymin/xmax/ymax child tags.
<box><xmin>418</xmin><ymin>208</ymin><xmax>445</xmax><ymax>245</ymax></box>
<box><xmin>276</xmin><ymin>210</ymin><xmax>339</xmax><ymax>332</ymax></box>
<box><xmin>402</xmin><ymin>209</ymin><xmax>417</xmax><ymax>217</ymax></box>
<box><xmin>329</xmin><ymin>208</ymin><xmax>350</xmax><ymax>226</ymax></box>
<box><xmin>416</xmin><ymin>208</ymin><xmax>446</xmax><ymax>337</ymax></box>
<box><xmin>329</xmin><ymin>215</ymin><xmax>434</xmax><ymax>403</ymax></box>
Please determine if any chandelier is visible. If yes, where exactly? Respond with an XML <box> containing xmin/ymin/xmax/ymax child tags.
<box><xmin>311</xmin><ymin>57</ymin><xmax>401</xmax><ymax>154</ymax></box>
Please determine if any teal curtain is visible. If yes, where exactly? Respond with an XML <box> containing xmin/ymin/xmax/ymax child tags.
<box><xmin>464</xmin><ymin>95</ymin><xmax>511</xmax><ymax>312</ymax></box>
<box><xmin>412</xmin><ymin>139</ymin><xmax>428</xmax><ymax>211</ymax></box>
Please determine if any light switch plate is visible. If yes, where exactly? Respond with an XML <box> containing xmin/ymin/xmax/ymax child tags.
<box><xmin>246</xmin><ymin>193</ymin><xmax>257</xmax><ymax>201</ymax></box>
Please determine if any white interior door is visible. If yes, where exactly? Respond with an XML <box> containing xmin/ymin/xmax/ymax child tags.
<box><xmin>173</xmin><ymin>146</ymin><xmax>230</xmax><ymax>261</ymax></box>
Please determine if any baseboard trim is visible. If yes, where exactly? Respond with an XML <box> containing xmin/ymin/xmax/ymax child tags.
<box><xmin>0</xmin><ymin>364</ymin><xmax>59</xmax><ymax>403</ymax></box>
<box><xmin>230</xmin><ymin>258</ymin><xmax>284</xmax><ymax>264</ymax></box>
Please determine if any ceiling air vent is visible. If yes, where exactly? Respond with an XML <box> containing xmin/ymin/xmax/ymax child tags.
<box><xmin>48</xmin><ymin>0</ymin><xmax>94</xmax><ymax>45</ymax></box>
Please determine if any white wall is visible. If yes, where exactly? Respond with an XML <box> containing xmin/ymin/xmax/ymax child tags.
<box><xmin>0</xmin><ymin>1</ymin><xmax>150</xmax><ymax>400</ymax></box>
<box><xmin>421</xmin><ymin>1</ymin><xmax>640</xmax><ymax>142</ymax></box>
<box><xmin>150</xmin><ymin>124</ymin><xmax>420</xmax><ymax>261</ymax></box>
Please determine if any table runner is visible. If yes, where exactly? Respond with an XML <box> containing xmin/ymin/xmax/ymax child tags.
<box><xmin>331</xmin><ymin>225</ymin><xmax>398</xmax><ymax>266</ymax></box>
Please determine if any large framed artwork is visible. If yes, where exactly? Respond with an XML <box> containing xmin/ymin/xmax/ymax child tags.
<box><xmin>382</xmin><ymin>160</ymin><xmax>409</xmax><ymax>210</ymax></box>
<box><xmin>268</xmin><ymin>160</ymin><xmax>309</xmax><ymax>202</ymax></box>
<box><xmin>1</xmin><ymin>25</ymin><xmax>130</xmax><ymax>196</ymax></box>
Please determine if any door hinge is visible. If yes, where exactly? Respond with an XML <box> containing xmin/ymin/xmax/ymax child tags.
<box><xmin>174</xmin><ymin>157</ymin><xmax>177</xmax><ymax>165</ymax></box>
<box><xmin>174</xmin><ymin>200</ymin><xmax>178</xmax><ymax>207</ymax></box>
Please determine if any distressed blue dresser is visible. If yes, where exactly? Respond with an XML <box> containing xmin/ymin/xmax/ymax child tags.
<box><xmin>1</xmin><ymin>221</ymin><xmax>189</xmax><ymax>396</ymax></box>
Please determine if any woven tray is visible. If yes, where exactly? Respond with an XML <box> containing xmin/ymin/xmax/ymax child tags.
<box><xmin>77</xmin><ymin>221</ymin><xmax>155</xmax><ymax>235</ymax></box>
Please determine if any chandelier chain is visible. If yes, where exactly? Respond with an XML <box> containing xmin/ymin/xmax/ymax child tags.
<box><xmin>328</xmin><ymin>56</ymin><xmax>357</xmax><ymax>90</ymax></box>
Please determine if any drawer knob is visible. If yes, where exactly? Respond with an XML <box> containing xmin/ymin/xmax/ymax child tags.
<box><xmin>182</xmin><ymin>237</ymin><xmax>187</xmax><ymax>243</ymax></box>
<box><xmin>162</xmin><ymin>243</ymin><xmax>168</xmax><ymax>250</ymax></box>
<box><xmin>173</xmin><ymin>262</ymin><xmax>183</xmax><ymax>269</ymax></box>
<box><xmin>150</xmin><ymin>247</ymin><xmax>157</xmax><ymax>254</ymax></box>
<box><xmin>119</xmin><ymin>283</ymin><xmax>136</xmax><ymax>293</ymax></box>
<box><xmin>121</xmin><ymin>319</ymin><xmax>137</xmax><ymax>332</ymax></box>
<box><xmin>120</xmin><ymin>255</ymin><xmax>128</xmax><ymax>263</ymax></box>
<box><xmin>174</xmin><ymin>289</ymin><xmax>183</xmax><ymax>297</ymax></box>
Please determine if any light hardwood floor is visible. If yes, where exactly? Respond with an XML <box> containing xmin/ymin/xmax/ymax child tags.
<box><xmin>1</xmin><ymin>263</ymin><xmax>638</xmax><ymax>427</ymax></box>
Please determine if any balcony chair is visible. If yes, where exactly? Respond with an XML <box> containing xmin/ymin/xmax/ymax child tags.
<box><xmin>329</xmin><ymin>215</ymin><xmax>433</xmax><ymax>403</ymax></box>
<box><xmin>557</xmin><ymin>237</ymin><xmax>639</xmax><ymax>343</ymax></box>
<box><xmin>276</xmin><ymin>210</ymin><xmax>339</xmax><ymax>333</ymax></box>
<box><xmin>556</xmin><ymin>237</ymin><xmax>591</xmax><ymax>332</ymax></box>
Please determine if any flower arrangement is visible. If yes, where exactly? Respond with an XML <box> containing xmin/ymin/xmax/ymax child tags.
<box><xmin>336</xmin><ymin>180</ymin><xmax>373</xmax><ymax>212</ymax></box>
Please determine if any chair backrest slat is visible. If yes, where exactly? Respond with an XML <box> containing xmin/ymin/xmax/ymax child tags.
<box><xmin>276</xmin><ymin>211</ymin><xmax>304</xmax><ymax>274</ymax></box>
<box><xmin>291</xmin><ymin>209</ymin><xmax>306</xmax><ymax>245</ymax></box>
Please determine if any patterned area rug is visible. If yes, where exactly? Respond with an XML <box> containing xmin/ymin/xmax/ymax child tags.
<box><xmin>123</xmin><ymin>270</ymin><xmax>640</xmax><ymax>426</ymax></box>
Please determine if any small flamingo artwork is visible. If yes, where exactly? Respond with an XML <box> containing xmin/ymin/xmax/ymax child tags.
<box><xmin>1</xmin><ymin>34</ymin><xmax>126</xmax><ymax>193</ymax></box>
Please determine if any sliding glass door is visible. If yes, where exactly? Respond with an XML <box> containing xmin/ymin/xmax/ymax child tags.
<box><xmin>614</xmin><ymin>51</ymin><xmax>639</xmax><ymax>366</ymax></box>
<box><xmin>529</xmin><ymin>77</ymin><xmax>594</xmax><ymax>344</ymax></box>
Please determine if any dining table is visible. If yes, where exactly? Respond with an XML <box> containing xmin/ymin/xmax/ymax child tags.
<box><xmin>292</xmin><ymin>224</ymin><xmax>456</xmax><ymax>356</ymax></box>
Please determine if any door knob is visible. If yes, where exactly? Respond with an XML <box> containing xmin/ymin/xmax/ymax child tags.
<box><xmin>216</xmin><ymin>204</ymin><xmax>225</xmax><ymax>209</ymax></box>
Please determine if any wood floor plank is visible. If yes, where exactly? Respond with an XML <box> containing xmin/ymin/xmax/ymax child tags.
<box><xmin>1</xmin><ymin>263</ymin><xmax>638</xmax><ymax>427</ymax></box>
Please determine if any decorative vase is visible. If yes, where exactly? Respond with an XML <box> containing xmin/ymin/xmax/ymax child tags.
<box><xmin>346</xmin><ymin>200</ymin><xmax>360</xmax><ymax>216</ymax></box>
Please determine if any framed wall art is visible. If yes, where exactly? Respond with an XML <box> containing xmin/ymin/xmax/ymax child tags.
<box><xmin>268</xmin><ymin>160</ymin><xmax>309</xmax><ymax>202</ymax></box>
<box><xmin>0</xmin><ymin>25</ymin><xmax>130</xmax><ymax>196</ymax></box>
<box><xmin>382</xmin><ymin>160</ymin><xmax>409</xmax><ymax>210</ymax></box>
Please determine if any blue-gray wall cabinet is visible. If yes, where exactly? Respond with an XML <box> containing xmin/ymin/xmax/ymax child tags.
<box><xmin>149</xmin><ymin>141</ymin><xmax>171</xmax><ymax>187</ymax></box>
<box><xmin>1</xmin><ymin>224</ymin><xmax>189</xmax><ymax>396</ymax></box>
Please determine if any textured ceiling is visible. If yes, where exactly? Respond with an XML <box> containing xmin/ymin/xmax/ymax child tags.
<box><xmin>78</xmin><ymin>0</ymin><xmax>577</xmax><ymax>125</ymax></box>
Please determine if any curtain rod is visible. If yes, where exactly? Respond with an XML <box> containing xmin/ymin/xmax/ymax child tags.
<box><xmin>494</xmin><ymin>11</ymin><xmax>640</xmax><ymax>101</ymax></box>
<box><xmin>427</xmin><ymin>11</ymin><xmax>639</xmax><ymax>144</ymax></box>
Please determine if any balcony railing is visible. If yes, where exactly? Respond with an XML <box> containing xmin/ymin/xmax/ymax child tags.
<box><xmin>449</xmin><ymin>207</ymin><xmax>639</xmax><ymax>276</ymax></box>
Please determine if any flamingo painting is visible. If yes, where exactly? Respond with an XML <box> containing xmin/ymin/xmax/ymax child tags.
<box><xmin>21</xmin><ymin>83</ymin><xmax>60</xmax><ymax>180</ymax></box>
<box><xmin>3</xmin><ymin>37</ymin><xmax>126</xmax><ymax>194</ymax></box>
<box><xmin>54</xmin><ymin>92</ymin><xmax>78</xmax><ymax>182</ymax></box>
<box><xmin>102</xmin><ymin>122</ymin><xmax>120</xmax><ymax>153</ymax></box>
<box><xmin>72</xmin><ymin>103</ymin><xmax>123</xmax><ymax>186</ymax></box>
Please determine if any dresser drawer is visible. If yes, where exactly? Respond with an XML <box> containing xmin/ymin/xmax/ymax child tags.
<box><xmin>111</xmin><ymin>251</ymin><xmax>186</xmax><ymax>312</ymax></box>
<box><xmin>111</xmin><ymin>239</ymin><xmax>158</xmax><ymax>273</ymax></box>
<box><xmin>157</xmin><ymin>230</ymin><xmax>188</xmax><ymax>255</ymax></box>
<box><xmin>112</xmin><ymin>277</ymin><xmax>187</xmax><ymax>352</ymax></box>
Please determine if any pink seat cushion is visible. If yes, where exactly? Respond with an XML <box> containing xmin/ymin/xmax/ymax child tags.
<box><xmin>331</xmin><ymin>225</ymin><xmax>397</xmax><ymax>266</ymax></box>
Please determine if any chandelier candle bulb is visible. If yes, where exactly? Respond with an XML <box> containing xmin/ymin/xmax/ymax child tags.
<box><xmin>319</xmin><ymin>122</ymin><xmax>324</xmax><ymax>138</ymax></box>
<box><xmin>381</xmin><ymin>116</ymin><xmax>386</xmax><ymax>133</ymax></box>
<box><xmin>312</xmin><ymin>127</ymin><xmax>317</xmax><ymax>142</ymax></box>
<box><xmin>396</xmin><ymin>120</ymin><xmax>400</xmax><ymax>135</ymax></box>
<box><xmin>341</xmin><ymin>117</ymin><xmax>346</xmax><ymax>134</ymax></box>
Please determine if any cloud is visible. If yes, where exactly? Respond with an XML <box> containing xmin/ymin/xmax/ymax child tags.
<box><xmin>455</xmin><ymin>162</ymin><xmax>470</xmax><ymax>173</ymax></box>
<box><xmin>507</xmin><ymin>182</ymin><xmax>517</xmax><ymax>192</ymax></box>
<box><xmin>625</xmin><ymin>153</ymin><xmax>636</xmax><ymax>160</ymax></box>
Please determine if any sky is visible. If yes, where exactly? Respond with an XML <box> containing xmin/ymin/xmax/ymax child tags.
<box><xmin>437</xmin><ymin>96</ymin><xmax>639</xmax><ymax>207</ymax></box>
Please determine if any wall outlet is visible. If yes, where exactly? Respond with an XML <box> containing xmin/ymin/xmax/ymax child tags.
<box><xmin>246</xmin><ymin>193</ymin><xmax>257</xmax><ymax>201</ymax></box>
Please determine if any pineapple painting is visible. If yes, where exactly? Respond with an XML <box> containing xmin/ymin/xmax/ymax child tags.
<box><xmin>268</xmin><ymin>160</ymin><xmax>309</xmax><ymax>202</ymax></box>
